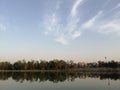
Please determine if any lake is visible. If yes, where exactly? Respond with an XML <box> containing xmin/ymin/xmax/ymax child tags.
<box><xmin>0</xmin><ymin>72</ymin><xmax>119</xmax><ymax>90</ymax></box>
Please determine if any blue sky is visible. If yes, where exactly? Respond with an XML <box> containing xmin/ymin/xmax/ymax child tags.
<box><xmin>0</xmin><ymin>0</ymin><xmax>120</xmax><ymax>62</ymax></box>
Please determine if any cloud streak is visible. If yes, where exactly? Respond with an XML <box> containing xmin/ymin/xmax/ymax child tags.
<box><xmin>0</xmin><ymin>16</ymin><xmax>18</xmax><ymax>33</ymax></box>
<box><xmin>82</xmin><ymin>5</ymin><xmax>120</xmax><ymax>36</ymax></box>
<box><xmin>42</xmin><ymin>0</ymin><xmax>120</xmax><ymax>45</ymax></box>
<box><xmin>42</xmin><ymin>0</ymin><xmax>84</xmax><ymax>45</ymax></box>
<box><xmin>0</xmin><ymin>17</ymin><xmax>9</xmax><ymax>32</ymax></box>
<box><xmin>81</xmin><ymin>11</ymin><xmax>103</xmax><ymax>29</ymax></box>
<box><xmin>71</xmin><ymin>0</ymin><xmax>83</xmax><ymax>17</ymax></box>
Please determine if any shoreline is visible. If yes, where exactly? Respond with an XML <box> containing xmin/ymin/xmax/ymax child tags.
<box><xmin>0</xmin><ymin>68</ymin><xmax>120</xmax><ymax>72</ymax></box>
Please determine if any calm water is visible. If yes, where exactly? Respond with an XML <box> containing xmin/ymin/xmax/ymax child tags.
<box><xmin>0</xmin><ymin>72</ymin><xmax>120</xmax><ymax>90</ymax></box>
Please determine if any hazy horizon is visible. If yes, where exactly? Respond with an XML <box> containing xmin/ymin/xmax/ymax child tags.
<box><xmin>0</xmin><ymin>0</ymin><xmax>120</xmax><ymax>62</ymax></box>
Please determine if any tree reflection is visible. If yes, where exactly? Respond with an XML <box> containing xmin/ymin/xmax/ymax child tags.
<box><xmin>0</xmin><ymin>72</ymin><xmax>119</xmax><ymax>83</ymax></box>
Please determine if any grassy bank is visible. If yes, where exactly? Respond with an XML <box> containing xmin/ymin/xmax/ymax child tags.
<box><xmin>0</xmin><ymin>68</ymin><xmax>120</xmax><ymax>72</ymax></box>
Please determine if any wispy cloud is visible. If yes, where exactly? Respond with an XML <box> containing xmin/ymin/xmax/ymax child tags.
<box><xmin>81</xmin><ymin>11</ymin><xmax>103</xmax><ymax>29</ymax></box>
<box><xmin>42</xmin><ymin>0</ymin><xmax>84</xmax><ymax>45</ymax></box>
<box><xmin>0</xmin><ymin>16</ymin><xmax>18</xmax><ymax>33</ymax></box>
<box><xmin>0</xmin><ymin>17</ymin><xmax>9</xmax><ymax>32</ymax></box>
<box><xmin>55</xmin><ymin>34</ymin><xmax>68</xmax><ymax>45</ymax></box>
<box><xmin>42</xmin><ymin>0</ymin><xmax>120</xmax><ymax>45</ymax></box>
<box><xmin>81</xmin><ymin>5</ymin><xmax>120</xmax><ymax>36</ymax></box>
<box><xmin>99</xmin><ymin>21</ymin><xmax>120</xmax><ymax>35</ymax></box>
<box><xmin>44</xmin><ymin>13</ymin><xmax>59</xmax><ymax>35</ymax></box>
<box><xmin>116</xmin><ymin>3</ymin><xmax>120</xmax><ymax>8</ymax></box>
<box><xmin>71</xmin><ymin>0</ymin><xmax>83</xmax><ymax>17</ymax></box>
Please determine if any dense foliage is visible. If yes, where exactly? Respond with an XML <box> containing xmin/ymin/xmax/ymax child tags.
<box><xmin>0</xmin><ymin>59</ymin><xmax>120</xmax><ymax>70</ymax></box>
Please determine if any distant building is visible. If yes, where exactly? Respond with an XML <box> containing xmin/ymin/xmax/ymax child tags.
<box><xmin>78</xmin><ymin>62</ymin><xmax>87</xmax><ymax>68</ymax></box>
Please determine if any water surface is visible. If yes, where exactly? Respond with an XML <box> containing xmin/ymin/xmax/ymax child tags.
<box><xmin>0</xmin><ymin>72</ymin><xmax>119</xmax><ymax>90</ymax></box>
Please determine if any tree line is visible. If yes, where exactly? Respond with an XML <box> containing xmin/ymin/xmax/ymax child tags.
<box><xmin>0</xmin><ymin>59</ymin><xmax>120</xmax><ymax>70</ymax></box>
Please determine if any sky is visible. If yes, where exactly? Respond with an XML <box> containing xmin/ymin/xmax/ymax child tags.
<box><xmin>0</xmin><ymin>0</ymin><xmax>120</xmax><ymax>62</ymax></box>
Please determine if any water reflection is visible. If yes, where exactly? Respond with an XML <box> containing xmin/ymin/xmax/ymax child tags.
<box><xmin>0</xmin><ymin>72</ymin><xmax>119</xmax><ymax>83</ymax></box>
